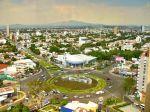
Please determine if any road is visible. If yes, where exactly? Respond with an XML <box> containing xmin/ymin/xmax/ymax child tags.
<box><xmin>20</xmin><ymin>64</ymin><xmax>125</xmax><ymax>104</ymax></box>
<box><xmin>20</xmin><ymin>66</ymin><xmax>50</xmax><ymax>91</ymax></box>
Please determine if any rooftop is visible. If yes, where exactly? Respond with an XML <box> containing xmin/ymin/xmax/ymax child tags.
<box><xmin>0</xmin><ymin>64</ymin><xmax>8</xmax><ymax>70</ymax></box>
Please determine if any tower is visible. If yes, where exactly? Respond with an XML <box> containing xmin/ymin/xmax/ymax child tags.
<box><xmin>145</xmin><ymin>83</ymin><xmax>150</xmax><ymax>112</ymax></box>
<box><xmin>141</xmin><ymin>26</ymin><xmax>145</xmax><ymax>32</ymax></box>
<box><xmin>113</xmin><ymin>26</ymin><xmax>119</xmax><ymax>35</ymax></box>
<box><xmin>6</xmin><ymin>25</ymin><xmax>9</xmax><ymax>37</ymax></box>
<box><xmin>137</xmin><ymin>49</ymin><xmax>150</xmax><ymax>102</ymax></box>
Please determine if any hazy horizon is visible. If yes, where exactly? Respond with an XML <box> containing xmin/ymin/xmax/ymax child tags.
<box><xmin>0</xmin><ymin>0</ymin><xmax>150</xmax><ymax>25</ymax></box>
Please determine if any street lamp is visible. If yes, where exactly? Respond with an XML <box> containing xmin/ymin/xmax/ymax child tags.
<box><xmin>98</xmin><ymin>97</ymin><xmax>104</xmax><ymax>112</ymax></box>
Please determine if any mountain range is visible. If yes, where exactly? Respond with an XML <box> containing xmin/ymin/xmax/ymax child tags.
<box><xmin>0</xmin><ymin>20</ymin><xmax>102</xmax><ymax>29</ymax></box>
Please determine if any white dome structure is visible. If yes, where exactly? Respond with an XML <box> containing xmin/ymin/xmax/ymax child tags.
<box><xmin>65</xmin><ymin>54</ymin><xmax>85</xmax><ymax>64</ymax></box>
<box><xmin>55</xmin><ymin>54</ymin><xmax>96</xmax><ymax>68</ymax></box>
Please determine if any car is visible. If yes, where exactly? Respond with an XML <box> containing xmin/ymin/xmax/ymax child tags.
<box><xmin>86</xmin><ymin>95</ymin><xmax>90</xmax><ymax>98</ymax></box>
<box><xmin>73</xmin><ymin>96</ymin><xmax>78</xmax><ymax>98</ymax></box>
<box><xmin>140</xmin><ymin>104</ymin><xmax>145</xmax><ymax>108</ymax></box>
<box><xmin>108</xmin><ymin>86</ymin><xmax>112</xmax><ymax>89</ymax></box>
<box><xmin>79</xmin><ymin>96</ymin><xmax>84</xmax><ymax>99</ymax></box>
<box><xmin>91</xmin><ymin>68</ymin><xmax>95</xmax><ymax>70</ymax></box>
<box><xmin>96</xmin><ymin>91</ymin><xmax>104</xmax><ymax>95</ymax></box>
<box><xmin>63</xmin><ymin>96</ymin><xmax>68</xmax><ymax>99</ymax></box>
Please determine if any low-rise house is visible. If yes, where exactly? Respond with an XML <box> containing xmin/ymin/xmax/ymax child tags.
<box><xmin>121</xmin><ymin>43</ymin><xmax>134</xmax><ymax>51</ymax></box>
<box><xmin>60</xmin><ymin>101</ymin><xmax>98</xmax><ymax>112</ymax></box>
<box><xmin>0</xmin><ymin>86</ymin><xmax>14</xmax><ymax>105</ymax></box>
<box><xmin>13</xmin><ymin>59</ymin><xmax>36</xmax><ymax>73</ymax></box>
<box><xmin>0</xmin><ymin>39</ymin><xmax>6</xmax><ymax>44</ymax></box>
<box><xmin>79</xmin><ymin>37</ymin><xmax>91</xmax><ymax>46</ymax></box>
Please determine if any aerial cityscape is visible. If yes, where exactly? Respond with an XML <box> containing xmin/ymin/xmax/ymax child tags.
<box><xmin>0</xmin><ymin>0</ymin><xmax>150</xmax><ymax>112</ymax></box>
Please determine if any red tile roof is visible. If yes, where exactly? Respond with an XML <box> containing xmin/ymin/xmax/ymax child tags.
<box><xmin>0</xmin><ymin>64</ymin><xmax>8</xmax><ymax>70</ymax></box>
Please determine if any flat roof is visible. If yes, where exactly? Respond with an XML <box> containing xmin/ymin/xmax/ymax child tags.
<box><xmin>0</xmin><ymin>86</ymin><xmax>14</xmax><ymax>96</ymax></box>
<box><xmin>64</xmin><ymin>101</ymin><xmax>98</xmax><ymax>110</ymax></box>
<box><xmin>0</xmin><ymin>64</ymin><xmax>8</xmax><ymax>70</ymax></box>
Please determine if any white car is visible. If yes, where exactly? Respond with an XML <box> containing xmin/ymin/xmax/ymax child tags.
<box><xmin>108</xmin><ymin>86</ymin><xmax>112</xmax><ymax>89</ymax></box>
<box><xmin>96</xmin><ymin>91</ymin><xmax>104</xmax><ymax>95</ymax></box>
<box><xmin>86</xmin><ymin>95</ymin><xmax>90</xmax><ymax>98</ymax></box>
<box><xmin>74</xmin><ymin>96</ymin><xmax>78</xmax><ymax>98</ymax></box>
<box><xmin>79</xmin><ymin>96</ymin><xmax>84</xmax><ymax>99</ymax></box>
<box><xmin>63</xmin><ymin>96</ymin><xmax>68</xmax><ymax>99</ymax></box>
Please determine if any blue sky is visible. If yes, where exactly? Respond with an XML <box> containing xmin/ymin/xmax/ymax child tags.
<box><xmin>0</xmin><ymin>0</ymin><xmax>150</xmax><ymax>25</ymax></box>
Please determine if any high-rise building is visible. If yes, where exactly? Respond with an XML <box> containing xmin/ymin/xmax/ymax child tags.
<box><xmin>141</xmin><ymin>25</ymin><xmax>150</xmax><ymax>32</ymax></box>
<box><xmin>145</xmin><ymin>83</ymin><xmax>150</xmax><ymax>112</ymax></box>
<box><xmin>113</xmin><ymin>26</ymin><xmax>119</xmax><ymax>35</ymax></box>
<box><xmin>137</xmin><ymin>49</ymin><xmax>150</xmax><ymax>102</ymax></box>
<box><xmin>6</xmin><ymin>25</ymin><xmax>9</xmax><ymax>37</ymax></box>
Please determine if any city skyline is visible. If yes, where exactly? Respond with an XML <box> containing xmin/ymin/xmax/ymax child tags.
<box><xmin>0</xmin><ymin>0</ymin><xmax>150</xmax><ymax>25</ymax></box>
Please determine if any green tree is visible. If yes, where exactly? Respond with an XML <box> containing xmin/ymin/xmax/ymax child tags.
<box><xmin>7</xmin><ymin>104</ymin><xmax>30</xmax><ymax>112</ymax></box>
<box><xmin>4</xmin><ymin>54</ymin><xmax>10</xmax><ymax>59</ymax></box>
<box><xmin>49</xmin><ymin>45</ymin><xmax>60</xmax><ymax>53</ymax></box>
<box><xmin>27</xmin><ymin>80</ymin><xmax>53</xmax><ymax>96</ymax></box>
<box><xmin>0</xmin><ymin>79</ymin><xmax>3</xmax><ymax>87</ymax></box>
<box><xmin>123</xmin><ymin>77</ymin><xmax>136</xmax><ymax>94</ymax></box>
<box><xmin>133</xmin><ymin>43</ymin><xmax>142</xmax><ymax>49</ymax></box>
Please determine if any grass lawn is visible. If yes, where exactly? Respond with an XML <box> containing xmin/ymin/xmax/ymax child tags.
<box><xmin>26</xmin><ymin>52</ymin><xmax>60</xmax><ymax>73</ymax></box>
<box><xmin>39</xmin><ymin>60</ymin><xmax>60</xmax><ymax>73</ymax></box>
<box><xmin>54</xmin><ymin>77</ymin><xmax>98</xmax><ymax>90</ymax></box>
<box><xmin>48</xmin><ymin>74</ymin><xmax>106</xmax><ymax>94</ymax></box>
<box><xmin>39</xmin><ymin>105</ymin><xmax>59</xmax><ymax>112</ymax></box>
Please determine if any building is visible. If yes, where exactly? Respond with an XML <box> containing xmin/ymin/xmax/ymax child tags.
<box><xmin>121</xmin><ymin>43</ymin><xmax>134</xmax><ymax>51</ymax></box>
<box><xmin>0</xmin><ymin>64</ymin><xmax>9</xmax><ymax>74</ymax></box>
<box><xmin>6</xmin><ymin>25</ymin><xmax>9</xmax><ymax>37</ymax></box>
<box><xmin>79</xmin><ymin>37</ymin><xmax>91</xmax><ymax>46</ymax></box>
<box><xmin>141</xmin><ymin>25</ymin><xmax>150</xmax><ymax>32</ymax></box>
<box><xmin>113</xmin><ymin>26</ymin><xmax>119</xmax><ymax>35</ymax></box>
<box><xmin>36</xmin><ymin>30</ymin><xmax>42</xmax><ymax>36</ymax></box>
<box><xmin>0</xmin><ymin>86</ymin><xmax>14</xmax><ymax>105</ymax></box>
<box><xmin>60</xmin><ymin>101</ymin><xmax>98</xmax><ymax>112</ymax></box>
<box><xmin>0</xmin><ymin>39</ymin><xmax>6</xmax><ymax>44</ymax></box>
<box><xmin>145</xmin><ymin>83</ymin><xmax>150</xmax><ymax>112</ymax></box>
<box><xmin>135</xmin><ymin>36</ymin><xmax>142</xmax><ymax>43</ymax></box>
<box><xmin>137</xmin><ymin>49</ymin><xmax>150</xmax><ymax>102</ymax></box>
<box><xmin>55</xmin><ymin>54</ymin><xmax>96</xmax><ymax>68</ymax></box>
<box><xmin>13</xmin><ymin>59</ymin><xmax>36</xmax><ymax>73</ymax></box>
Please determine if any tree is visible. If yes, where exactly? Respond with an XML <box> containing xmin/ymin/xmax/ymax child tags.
<box><xmin>7</xmin><ymin>104</ymin><xmax>30</xmax><ymax>112</ymax></box>
<box><xmin>123</xmin><ymin>77</ymin><xmax>136</xmax><ymax>94</ymax></box>
<box><xmin>0</xmin><ymin>79</ymin><xmax>3</xmax><ymax>87</ymax></box>
<box><xmin>133</xmin><ymin>43</ymin><xmax>142</xmax><ymax>49</ymax></box>
<box><xmin>4</xmin><ymin>54</ymin><xmax>10</xmax><ymax>59</ymax></box>
<box><xmin>27</xmin><ymin>80</ymin><xmax>53</xmax><ymax>96</ymax></box>
<box><xmin>11</xmin><ymin>57</ymin><xmax>17</xmax><ymax>61</ymax></box>
<box><xmin>49</xmin><ymin>45</ymin><xmax>60</xmax><ymax>53</ymax></box>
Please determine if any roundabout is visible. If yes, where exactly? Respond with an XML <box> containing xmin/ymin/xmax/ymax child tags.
<box><xmin>48</xmin><ymin>74</ymin><xmax>106</xmax><ymax>94</ymax></box>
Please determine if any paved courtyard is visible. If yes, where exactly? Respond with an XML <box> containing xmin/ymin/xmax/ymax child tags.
<box><xmin>119</xmin><ymin>104</ymin><xmax>141</xmax><ymax>112</ymax></box>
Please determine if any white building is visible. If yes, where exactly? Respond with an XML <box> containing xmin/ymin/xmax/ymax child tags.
<box><xmin>36</xmin><ymin>30</ymin><xmax>42</xmax><ymax>36</ymax></box>
<box><xmin>4</xmin><ymin>66</ymin><xmax>17</xmax><ymax>75</ymax></box>
<box><xmin>79</xmin><ymin>37</ymin><xmax>91</xmax><ymax>46</ymax></box>
<box><xmin>13</xmin><ymin>59</ymin><xmax>36</xmax><ymax>73</ymax></box>
<box><xmin>137</xmin><ymin>49</ymin><xmax>150</xmax><ymax>101</ymax></box>
<box><xmin>60</xmin><ymin>101</ymin><xmax>98</xmax><ymax>112</ymax></box>
<box><xmin>121</xmin><ymin>43</ymin><xmax>134</xmax><ymax>51</ymax></box>
<box><xmin>135</xmin><ymin>36</ymin><xmax>142</xmax><ymax>43</ymax></box>
<box><xmin>6</xmin><ymin>25</ymin><xmax>9</xmax><ymax>37</ymax></box>
<box><xmin>0</xmin><ymin>39</ymin><xmax>6</xmax><ymax>44</ymax></box>
<box><xmin>16</xmin><ymin>30</ymin><xmax>20</xmax><ymax>40</ymax></box>
<box><xmin>141</xmin><ymin>25</ymin><xmax>150</xmax><ymax>33</ymax></box>
<box><xmin>55</xmin><ymin>54</ymin><xmax>96</xmax><ymax>68</ymax></box>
